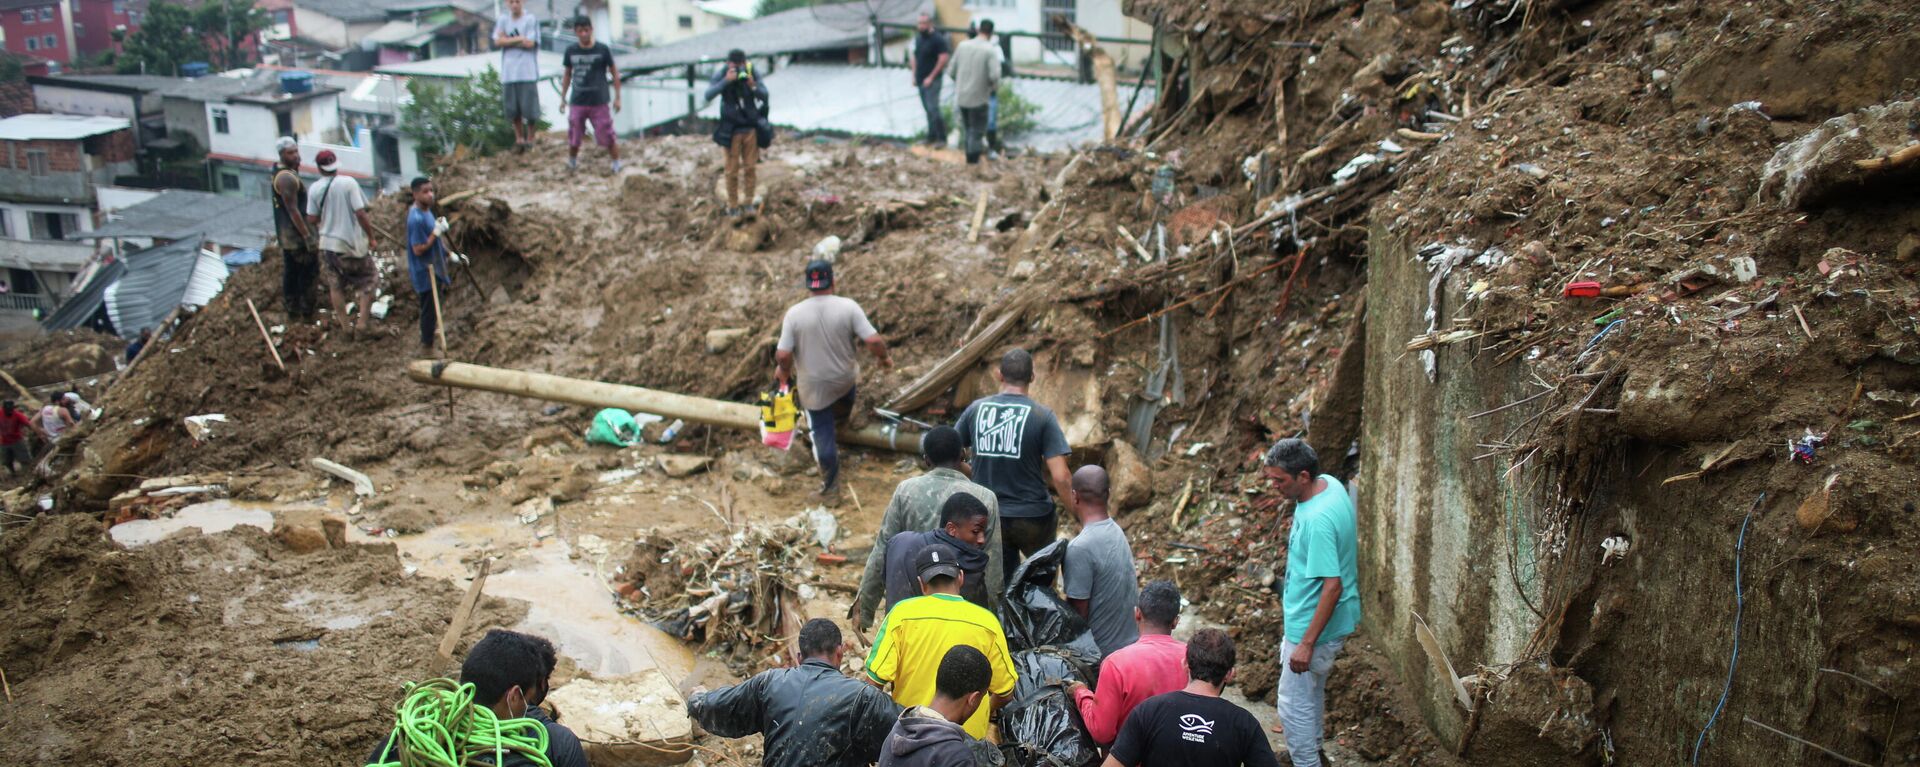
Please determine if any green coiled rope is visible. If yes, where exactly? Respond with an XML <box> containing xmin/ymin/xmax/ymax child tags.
<box><xmin>366</xmin><ymin>678</ymin><xmax>553</xmax><ymax>767</ymax></box>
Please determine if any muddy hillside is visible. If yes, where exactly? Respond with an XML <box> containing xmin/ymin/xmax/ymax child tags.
<box><xmin>2</xmin><ymin>0</ymin><xmax>1919</xmax><ymax>765</ymax></box>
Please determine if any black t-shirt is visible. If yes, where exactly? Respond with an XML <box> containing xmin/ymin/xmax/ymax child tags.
<box><xmin>564</xmin><ymin>43</ymin><xmax>615</xmax><ymax>106</ymax></box>
<box><xmin>954</xmin><ymin>393</ymin><xmax>1071</xmax><ymax>518</ymax></box>
<box><xmin>913</xmin><ymin>31</ymin><xmax>951</xmax><ymax>82</ymax></box>
<box><xmin>1108</xmin><ymin>691</ymin><xmax>1279</xmax><ymax>767</ymax></box>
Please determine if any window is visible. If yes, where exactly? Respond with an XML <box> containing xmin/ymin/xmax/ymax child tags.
<box><xmin>275</xmin><ymin>111</ymin><xmax>292</xmax><ymax>136</ymax></box>
<box><xmin>24</xmin><ymin>150</ymin><xmax>47</xmax><ymax>177</ymax></box>
<box><xmin>212</xmin><ymin>107</ymin><xmax>229</xmax><ymax>134</ymax></box>
<box><xmin>220</xmin><ymin>171</ymin><xmax>239</xmax><ymax>191</ymax></box>
<box><xmin>42</xmin><ymin>34</ymin><xmax>55</xmax><ymax>48</ymax></box>
<box><xmin>27</xmin><ymin>211</ymin><xmax>77</xmax><ymax>240</ymax></box>
<box><xmin>39</xmin><ymin>7</ymin><xmax>52</xmax><ymax>21</ymax></box>
<box><xmin>621</xmin><ymin>5</ymin><xmax>636</xmax><ymax>24</ymax></box>
<box><xmin>18</xmin><ymin>10</ymin><xmax>30</xmax><ymax>23</ymax></box>
<box><xmin>0</xmin><ymin>209</ymin><xmax>10</xmax><ymax>238</ymax></box>
<box><xmin>677</xmin><ymin>14</ymin><xmax>691</xmax><ymax>28</ymax></box>
<box><xmin>112</xmin><ymin>0</ymin><xmax>124</xmax><ymax>14</ymax></box>
<box><xmin>24</xmin><ymin>38</ymin><xmax>36</xmax><ymax>51</ymax></box>
<box><xmin>1041</xmin><ymin>0</ymin><xmax>1075</xmax><ymax>51</ymax></box>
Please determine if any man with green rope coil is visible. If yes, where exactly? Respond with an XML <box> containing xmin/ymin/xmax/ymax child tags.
<box><xmin>367</xmin><ymin>629</ymin><xmax>590</xmax><ymax>767</ymax></box>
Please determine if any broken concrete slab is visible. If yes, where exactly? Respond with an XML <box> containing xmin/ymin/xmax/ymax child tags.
<box><xmin>1757</xmin><ymin>98</ymin><xmax>1920</xmax><ymax>209</ymax></box>
<box><xmin>657</xmin><ymin>454</ymin><xmax>713</xmax><ymax>478</ymax></box>
<box><xmin>545</xmin><ymin>670</ymin><xmax>693</xmax><ymax>766</ymax></box>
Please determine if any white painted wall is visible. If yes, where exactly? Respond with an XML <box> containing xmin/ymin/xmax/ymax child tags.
<box><xmin>612</xmin><ymin>0</ymin><xmax>728</xmax><ymax>47</ymax></box>
<box><xmin>293</xmin><ymin>8</ymin><xmax>350</xmax><ymax>49</ymax></box>
<box><xmin>207</xmin><ymin>102</ymin><xmax>283</xmax><ymax>160</ymax></box>
<box><xmin>297</xmin><ymin>138</ymin><xmax>374</xmax><ymax>177</ymax></box>
<box><xmin>31</xmin><ymin>86</ymin><xmax>140</xmax><ymax>120</ymax></box>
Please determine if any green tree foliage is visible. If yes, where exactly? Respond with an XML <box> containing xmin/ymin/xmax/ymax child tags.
<box><xmin>400</xmin><ymin>66</ymin><xmax>517</xmax><ymax>162</ymax></box>
<box><xmin>117</xmin><ymin>2</ymin><xmax>209</xmax><ymax>75</ymax></box>
<box><xmin>197</xmin><ymin>0</ymin><xmax>269</xmax><ymax>71</ymax></box>
<box><xmin>754</xmin><ymin>0</ymin><xmax>811</xmax><ymax>17</ymax></box>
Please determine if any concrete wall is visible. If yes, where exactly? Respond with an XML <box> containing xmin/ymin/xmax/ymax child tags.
<box><xmin>292</xmin><ymin>7</ymin><xmax>348</xmax><ymax>49</ymax></box>
<box><xmin>1358</xmin><ymin>223</ymin><xmax>1542</xmax><ymax>748</ymax></box>
<box><xmin>31</xmin><ymin>85</ymin><xmax>139</xmax><ymax>121</ymax></box>
<box><xmin>162</xmin><ymin>96</ymin><xmax>210</xmax><ymax>151</ymax></box>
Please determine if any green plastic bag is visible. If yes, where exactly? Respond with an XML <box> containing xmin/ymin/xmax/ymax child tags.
<box><xmin>586</xmin><ymin>408</ymin><xmax>641</xmax><ymax>447</ymax></box>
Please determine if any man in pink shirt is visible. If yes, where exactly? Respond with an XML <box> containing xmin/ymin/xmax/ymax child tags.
<box><xmin>1069</xmin><ymin>579</ymin><xmax>1189</xmax><ymax>745</ymax></box>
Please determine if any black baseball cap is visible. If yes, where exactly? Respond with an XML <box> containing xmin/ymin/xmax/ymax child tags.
<box><xmin>805</xmin><ymin>260</ymin><xmax>834</xmax><ymax>290</ymax></box>
<box><xmin>916</xmin><ymin>543</ymin><xmax>963</xmax><ymax>581</ymax></box>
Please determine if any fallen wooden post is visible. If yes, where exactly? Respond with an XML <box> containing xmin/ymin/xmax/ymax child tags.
<box><xmin>244</xmin><ymin>299</ymin><xmax>286</xmax><ymax>372</ymax></box>
<box><xmin>1062</xmin><ymin>22</ymin><xmax>1121</xmax><ymax>140</ymax></box>
<box><xmin>1854</xmin><ymin>143</ymin><xmax>1920</xmax><ymax>171</ymax></box>
<box><xmin>438</xmin><ymin>559</ymin><xmax>491</xmax><ymax>659</ymax></box>
<box><xmin>967</xmin><ymin>190</ymin><xmax>989</xmax><ymax>243</ymax></box>
<box><xmin>884</xmin><ymin>291</ymin><xmax>1034</xmax><ymax>413</ymax></box>
<box><xmin>406</xmin><ymin>360</ymin><xmax>922</xmax><ymax>453</ymax></box>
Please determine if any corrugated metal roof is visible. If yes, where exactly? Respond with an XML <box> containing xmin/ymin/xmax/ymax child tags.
<box><xmin>72</xmin><ymin>189</ymin><xmax>275</xmax><ymax>251</ymax></box>
<box><xmin>615</xmin><ymin>0</ymin><xmax>929</xmax><ymax>71</ymax></box>
<box><xmin>41</xmin><ymin>257</ymin><xmax>124</xmax><ymax>333</ymax></box>
<box><xmin>696</xmin><ymin>63</ymin><xmax>1152</xmax><ymax>152</ymax></box>
<box><xmin>103</xmin><ymin>239</ymin><xmax>207</xmax><ymax>339</ymax></box>
<box><xmin>376</xmin><ymin>50</ymin><xmax>565</xmax><ymax>79</ymax></box>
<box><xmin>0</xmin><ymin>113</ymin><xmax>130</xmax><ymax>140</ymax></box>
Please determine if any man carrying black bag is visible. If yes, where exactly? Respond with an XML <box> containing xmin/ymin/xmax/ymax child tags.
<box><xmin>706</xmin><ymin>48</ymin><xmax>771</xmax><ymax>217</ymax></box>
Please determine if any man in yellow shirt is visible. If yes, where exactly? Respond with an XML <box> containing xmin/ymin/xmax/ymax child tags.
<box><xmin>866</xmin><ymin>543</ymin><xmax>1017</xmax><ymax>739</ymax></box>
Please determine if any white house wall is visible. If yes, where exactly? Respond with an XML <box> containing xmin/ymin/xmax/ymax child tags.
<box><xmin>31</xmin><ymin>86</ymin><xmax>140</xmax><ymax>121</ymax></box>
<box><xmin>293</xmin><ymin>8</ymin><xmax>350</xmax><ymax>49</ymax></box>
<box><xmin>207</xmin><ymin>102</ymin><xmax>283</xmax><ymax>160</ymax></box>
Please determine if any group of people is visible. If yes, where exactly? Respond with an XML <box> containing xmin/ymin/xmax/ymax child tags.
<box><xmin>270</xmin><ymin>138</ymin><xmax>457</xmax><ymax>354</ymax></box>
<box><xmin>912</xmin><ymin>13</ymin><xmax>1008</xmax><ymax>164</ymax></box>
<box><xmin>0</xmin><ymin>392</ymin><xmax>94</xmax><ymax>477</ymax></box>
<box><xmin>689</xmin><ymin>259</ymin><xmax>1365</xmax><ymax>765</ymax></box>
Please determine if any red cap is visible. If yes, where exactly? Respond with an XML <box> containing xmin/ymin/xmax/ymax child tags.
<box><xmin>315</xmin><ymin>150</ymin><xmax>338</xmax><ymax>171</ymax></box>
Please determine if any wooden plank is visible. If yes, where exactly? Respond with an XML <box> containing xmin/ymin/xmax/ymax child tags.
<box><xmin>884</xmin><ymin>291</ymin><xmax>1033</xmax><ymax>413</ymax></box>
<box><xmin>244</xmin><ymin>299</ymin><xmax>286</xmax><ymax>372</ymax></box>
<box><xmin>438</xmin><ymin>559</ymin><xmax>491</xmax><ymax>659</ymax></box>
<box><xmin>967</xmin><ymin>190</ymin><xmax>989</xmax><ymax>243</ymax></box>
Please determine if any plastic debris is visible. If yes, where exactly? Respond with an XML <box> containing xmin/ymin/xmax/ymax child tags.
<box><xmin>1790</xmin><ymin>429</ymin><xmax>1826</xmax><ymax>464</ymax></box>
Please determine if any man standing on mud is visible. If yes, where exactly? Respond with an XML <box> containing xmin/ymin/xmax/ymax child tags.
<box><xmin>947</xmin><ymin>19</ymin><xmax>1001</xmax><ymax>164</ymax></box>
<box><xmin>707</xmin><ymin>48</ymin><xmax>769</xmax><ymax>216</ymax></box>
<box><xmin>776</xmin><ymin>260</ymin><xmax>890</xmax><ymax>506</ymax></box>
<box><xmin>561</xmin><ymin>16</ymin><xmax>621</xmax><ymax>173</ymax></box>
<box><xmin>270</xmin><ymin>137</ymin><xmax>319</xmax><ymax>321</ymax></box>
<box><xmin>911</xmin><ymin>13</ymin><xmax>951</xmax><ymax>146</ymax></box>
<box><xmin>493</xmin><ymin>0</ymin><xmax>541</xmax><ymax>151</ymax></box>
<box><xmin>1265</xmin><ymin>438</ymin><xmax>1361</xmax><ymax>767</ymax></box>
<box><xmin>853</xmin><ymin>425</ymin><xmax>1003</xmax><ymax>632</ymax></box>
<box><xmin>955</xmin><ymin>348</ymin><xmax>1073</xmax><ymax>578</ymax></box>
<box><xmin>406</xmin><ymin>176</ymin><xmax>454</xmax><ymax>353</ymax></box>
<box><xmin>304</xmin><ymin>150</ymin><xmax>379</xmax><ymax>336</ymax></box>
<box><xmin>689</xmin><ymin>618</ymin><xmax>901</xmax><ymax>767</ymax></box>
<box><xmin>1063</xmin><ymin>464</ymin><xmax>1139</xmax><ymax>656</ymax></box>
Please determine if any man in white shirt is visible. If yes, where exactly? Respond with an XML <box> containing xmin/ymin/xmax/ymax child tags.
<box><xmin>304</xmin><ymin>150</ymin><xmax>379</xmax><ymax>336</ymax></box>
<box><xmin>493</xmin><ymin>0</ymin><xmax>541</xmax><ymax>151</ymax></box>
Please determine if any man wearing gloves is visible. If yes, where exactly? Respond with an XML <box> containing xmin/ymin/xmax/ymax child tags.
<box><xmin>405</xmin><ymin>176</ymin><xmax>460</xmax><ymax>353</ymax></box>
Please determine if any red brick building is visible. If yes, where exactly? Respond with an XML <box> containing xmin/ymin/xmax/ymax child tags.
<box><xmin>0</xmin><ymin>0</ymin><xmax>73</xmax><ymax>62</ymax></box>
<box><xmin>71</xmin><ymin>0</ymin><xmax>146</xmax><ymax>61</ymax></box>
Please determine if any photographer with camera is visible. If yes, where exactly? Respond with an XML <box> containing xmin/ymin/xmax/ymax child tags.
<box><xmin>705</xmin><ymin>48</ymin><xmax>771</xmax><ymax>217</ymax></box>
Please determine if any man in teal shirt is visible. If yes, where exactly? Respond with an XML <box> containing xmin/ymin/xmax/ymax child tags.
<box><xmin>1265</xmin><ymin>438</ymin><xmax>1359</xmax><ymax>767</ymax></box>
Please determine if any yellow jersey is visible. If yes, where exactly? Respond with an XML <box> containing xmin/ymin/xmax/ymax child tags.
<box><xmin>865</xmin><ymin>592</ymin><xmax>1018</xmax><ymax>738</ymax></box>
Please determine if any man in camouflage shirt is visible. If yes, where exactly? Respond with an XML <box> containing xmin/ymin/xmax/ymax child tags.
<box><xmin>853</xmin><ymin>425</ymin><xmax>1004</xmax><ymax>632</ymax></box>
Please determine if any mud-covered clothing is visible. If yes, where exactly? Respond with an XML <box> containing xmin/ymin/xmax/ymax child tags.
<box><xmin>877</xmin><ymin>706</ymin><xmax>982</xmax><ymax>767</ymax></box>
<box><xmin>1108</xmin><ymin>690</ymin><xmax>1279</xmax><ymax>767</ymax></box>
<box><xmin>367</xmin><ymin>705</ymin><xmax>588</xmax><ymax>767</ymax></box>
<box><xmin>883</xmin><ymin>528</ymin><xmax>991</xmax><ymax>611</ymax></box>
<box><xmin>954</xmin><ymin>392</ymin><xmax>1070</xmax><ymax>518</ymax></box>
<box><xmin>855</xmin><ymin>467</ymin><xmax>1004</xmax><ymax>626</ymax></box>
<box><xmin>688</xmin><ymin>658</ymin><xmax>902</xmax><ymax>767</ymax></box>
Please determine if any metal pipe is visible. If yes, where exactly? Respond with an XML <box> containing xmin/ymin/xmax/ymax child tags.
<box><xmin>405</xmin><ymin>360</ymin><xmax>922</xmax><ymax>453</ymax></box>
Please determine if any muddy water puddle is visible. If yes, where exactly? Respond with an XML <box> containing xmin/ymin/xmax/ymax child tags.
<box><xmin>118</xmin><ymin>498</ymin><xmax>693</xmax><ymax>681</ymax></box>
<box><xmin>368</xmin><ymin>513</ymin><xmax>696</xmax><ymax>680</ymax></box>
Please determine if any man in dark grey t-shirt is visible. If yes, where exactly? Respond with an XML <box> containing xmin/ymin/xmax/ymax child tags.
<box><xmin>1063</xmin><ymin>465</ymin><xmax>1139</xmax><ymax>656</ymax></box>
<box><xmin>954</xmin><ymin>348</ymin><xmax>1074</xmax><ymax>579</ymax></box>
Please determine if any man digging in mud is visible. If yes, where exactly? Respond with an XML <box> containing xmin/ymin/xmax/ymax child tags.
<box><xmin>406</xmin><ymin>176</ymin><xmax>456</xmax><ymax>354</ymax></box>
<box><xmin>775</xmin><ymin>260</ymin><xmax>891</xmax><ymax>506</ymax></box>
